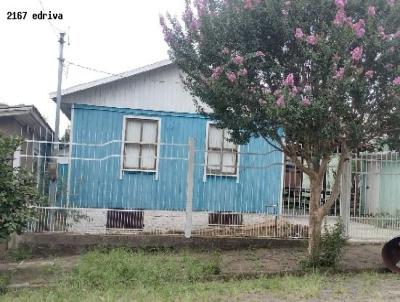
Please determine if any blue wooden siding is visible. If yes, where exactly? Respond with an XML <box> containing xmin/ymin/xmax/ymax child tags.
<box><xmin>68</xmin><ymin>104</ymin><xmax>283</xmax><ymax>213</ymax></box>
<box><xmin>56</xmin><ymin>163</ymin><xmax>69</xmax><ymax>206</ymax></box>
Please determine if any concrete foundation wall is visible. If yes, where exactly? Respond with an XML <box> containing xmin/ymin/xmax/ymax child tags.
<box><xmin>15</xmin><ymin>233</ymin><xmax>306</xmax><ymax>256</ymax></box>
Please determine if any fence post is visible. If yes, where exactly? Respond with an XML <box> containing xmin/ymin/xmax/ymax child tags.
<box><xmin>340</xmin><ymin>158</ymin><xmax>351</xmax><ymax>238</ymax></box>
<box><xmin>185</xmin><ymin>137</ymin><xmax>195</xmax><ymax>238</ymax></box>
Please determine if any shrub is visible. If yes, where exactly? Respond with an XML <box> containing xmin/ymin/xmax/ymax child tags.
<box><xmin>0</xmin><ymin>136</ymin><xmax>42</xmax><ymax>240</ymax></box>
<box><xmin>302</xmin><ymin>221</ymin><xmax>346</xmax><ymax>269</ymax></box>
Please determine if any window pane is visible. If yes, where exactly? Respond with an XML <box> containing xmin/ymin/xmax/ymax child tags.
<box><xmin>142</xmin><ymin>121</ymin><xmax>158</xmax><ymax>143</ymax></box>
<box><xmin>141</xmin><ymin>145</ymin><xmax>156</xmax><ymax>170</ymax></box>
<box><xmin>125</xmin><ymin>119</ymin><xmax>141</xmax><ymax>142</ymax></box>
<box><xmin>124</xmin><ymin>144</ymin><xmax>140</xmax><ymax>169</ymax></box>
<box><xmin>222</xmin><ymin>151</ymin><xmax>237</xmax><ymax>174</ymax></box>
<box><xmin>207</xmin><ymin>151</ymin><xmax>222</xmax><ymax>172</ymax></box>
<box><xmin>223</xmin><ymin>130</ymin><xmax>236</xmax><ymax>150</ymax></box>
<box><xmin>208</xmin><ymin>125</ymin><xmax>223</xmax><ymax>149</ymax></box>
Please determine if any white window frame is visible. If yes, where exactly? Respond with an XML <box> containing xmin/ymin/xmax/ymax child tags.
<box><xmin>203</xmin><ymin>121</ymin><xmax>240</xmax><ymax>182</ymax></box>
<box><xmin>120</xmin><ymin>115</ymin><xmax>161</xmax><ymax>180</ymax></box>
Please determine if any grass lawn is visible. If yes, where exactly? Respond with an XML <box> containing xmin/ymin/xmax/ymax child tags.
<box><xmin>1</xmin><ymin>248</ymin><xmax>399</xmax><ymax>302</ymax></box>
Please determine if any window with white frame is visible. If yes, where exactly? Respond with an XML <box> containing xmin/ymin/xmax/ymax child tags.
<box><xmin>122</xmin><ymin>117</ymin><xmax>159</xmax><ymax>171</ymax></box>
<box><xmin>206</xmin><ymin>124</ymin><xmax>238</xmax><ymax>175</ymax></box>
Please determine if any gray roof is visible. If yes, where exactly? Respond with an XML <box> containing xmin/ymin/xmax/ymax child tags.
<box><xmin>0</xmin><ymin>104</ymin><xmax>54</xmax><ymax>139</ymax></box>
<box><xmin>49</xmin><ymin>59</ymin><xmax>173</xmax><ymax>99</ymax></box>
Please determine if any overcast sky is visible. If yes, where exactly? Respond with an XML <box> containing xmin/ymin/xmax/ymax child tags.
<box><xmin>0</xmin><ymin>0</ymin><xmax>185</xmax><ymax>134</ymax></box>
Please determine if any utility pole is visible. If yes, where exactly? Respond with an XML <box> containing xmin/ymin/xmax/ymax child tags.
<box><xmin>49</xmin><ymin>32</ymin><xmax>66</xmax><ymax>205</ymax></box>
<box><xmin>54</xmin><ymin>32</ymin><xmax>65</xmax><ymax>144</ymax></box>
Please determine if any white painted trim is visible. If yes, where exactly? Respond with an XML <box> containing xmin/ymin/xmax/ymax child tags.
<box><xmin>50</xmin><ymin>60</ymin><xmax>173</xmax><ymax>99</ymax></box>
<box><xmin>66</xmin><ymin>104</ymin><xmax>75</xmax><ymax>206</ymax></box>
<box><xmin>203</xmin><ymin>121</ymin><xmax>240</xmax><ymax>182</ymax></box>
<box><xmin>120</xmin><ymin>115</ymin><xmax>161</xmax><ymax>180</ymax></box>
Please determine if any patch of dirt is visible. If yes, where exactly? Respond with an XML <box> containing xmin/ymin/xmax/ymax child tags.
<box><xmin>220</xmin><ymin>243</ymin><xmax>385</xmax><ymax>275</ymax></box>
<box><xmin>0</xmin><ymin>244</ymin><xmax>387</xmax><ymax>287</ymax></box>
<box><xmin>0</xmin><ymin>255</ymin><xmax>79</xmax><ymax>286</ymax></box>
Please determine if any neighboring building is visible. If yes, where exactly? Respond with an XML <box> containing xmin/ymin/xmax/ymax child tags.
<box><xmin>51</xmin><ymin>60</ymin><xmax>284</xmax><ymax>232</ymax></box>
<box><xmin>357</xmin><ymin>152</ymin><xmax>400</xmax><ymax>216</ymax></box>
<box><xmin>0</xmin><ymin>104</ymin><xmax>53</xmax><ymax>169</ymax></box>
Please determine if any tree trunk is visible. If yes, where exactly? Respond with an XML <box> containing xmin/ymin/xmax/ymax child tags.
<box><xmin>308</xmin><ymin>176</ymin><xmax>324</xmax><ymax>256</ymax></box>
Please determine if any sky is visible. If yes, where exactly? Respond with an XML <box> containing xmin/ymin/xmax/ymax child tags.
<box><xmin>0</xmin><ymin>0</ymin><xmax>185</xmax><ymax>134</ymax></box>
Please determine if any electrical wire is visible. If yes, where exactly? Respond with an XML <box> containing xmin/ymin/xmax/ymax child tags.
<box><xmin>36</xmin><ymin>0</ymin><xmax>63</xmax><ymax>37</ymax></box>
<box><xmin>64</xmin><ymin>61</ymin><xmax>119</xmax><ymax>77</ymax></box>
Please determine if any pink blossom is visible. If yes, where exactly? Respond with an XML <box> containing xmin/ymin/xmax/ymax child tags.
<box><xmin>387</xmin><ymin>0</ymin><xmax>396</xmax><ymax>7</ymax></box>
<box><xmin>389</xmin><ymin>46</ymin><xmax>395</xmax><ymax>53</ymax></box>
<box><xmin>295</xmin><ymin>28</ymin><xmax>304</xmax><ymax>39</ymax></box>
<box><xmin>334</xmin><ymin>10</ymin><xmax>346</xmax><ymax>26</ymax></box>
<box><xmin>183</xmin><ymin>6</ymin><xmax>194</xmax><ymax>24</ymax></box>
<box><xmin>394</xmin><ymin>31</ymin><xmax>400</xmax><ymax>39</ymax></box>
<box><xmin>211</xmin><ymin>66</ymin><xmax>223</xmax><ymax>80</ymax></box>
<box><xmin>190</xmin><ymin>19</ymin><xmax>200</xmax><ymax>31</ymax></box>
<box><xmin>365</xmin><ymin>70</ymin><xmax>374</xmax><ymax>79</ymax></box>
<box><xmin>335</xmin><ymin>68</ymin><xmax>345</xmax><ymax>80</ymax></box>
<box><xmin>232</xmin><ymin>55</ymin><xmax>244</xmax><ymax>65</ymax></box>
<box><xmin>255</xmin><ymin>50</ymin><xmax>265</xmax><ymax>57</ymax></box>
<box><xmin>291</xmin><ymin>86</ymin><xmax>299</xmax><ymax>95</ymax></box>
<box><xmin>368</xmin><ymin>6</ymin><xmax>376</xmax><ymax>16</ymax></box>
<box><xmin>378</xmin><ymin>26</ymin><xmax>388</xmax><ymax>40</ymax></box>
<box><xmin>307</xmin><ymin>35</ymin><xmax>317</xmax><ymax>45</ymax></box>
<box><xmin>226</xmin><ymin>71</ymin><xmax>237</xmax><ymax>83</ymax></box>
<box><xmin>276</xmin><ymin>95</ymin><xmax>285</xmax><ymax>107</ymax></box>
<box><xmin>335</xmin><ymin>67</ymin><xmax>345</xmax><ymax>80</ymax></box>
<box><xmin>352</xmin><ymin>19</ymin><xmax>366</xmax><ymax>38</ymax></box>
<box><xmin>238</xmin><ymin>68</ymin><xmax>248</xmax><ymax>77</ymax></box>
<box><xmin>335</xmin><ymin>0</ymin><xmax>347</xmax><ymax>9</ymax></box>
<box><xmin>351</xmin><ymin>46</ymin><xmax>363</xmax><ymax>61</ymax></box>
<box><xmin>393</xmin><ymin>76</ymin><xmax>400</xmax><ymax>86</ymax></box>
<box><xmin>301</xmin><ymin>96</ymin><xmax>311</xmax><ymax>106</ymax></box>
<box><xmin>244</xmin><ymin>0</ymin><xmax>253</xmax><ymax>10</ymax></box>
<box><xmin>283</xmin><ymin>73</ymin><xmax>295</xmax><ymax>86</ymax></box>
<box><xmin>195</xmin><ymin>0</ymin><xmax>206</xmax><ymax>15</ymax></box>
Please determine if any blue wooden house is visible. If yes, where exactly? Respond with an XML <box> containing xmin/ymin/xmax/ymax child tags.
<box><xmin>52</xmin><ymin>60</ymin><xmax>284</xmax><ymax>226</ymax></box>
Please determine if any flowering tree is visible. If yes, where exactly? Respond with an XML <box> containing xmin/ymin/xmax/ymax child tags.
<box><xmin>161</xmin><ymin>0</ymin><xmax>400</xmax><ymax>254</ymax></box>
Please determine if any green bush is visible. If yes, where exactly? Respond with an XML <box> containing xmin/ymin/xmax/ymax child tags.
<box><xmin>0</xmin><ymin>136</ymin><xmax>42</xmax><ymax>240</ymax></box>
<box><xmin>302</xmin><ymin>221</ymin><xmax>346</xmax><ymax>269</ymax></box>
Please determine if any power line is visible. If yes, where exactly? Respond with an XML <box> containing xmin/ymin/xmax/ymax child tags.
<box><xmin>36</xmin><ymin>0</ymin><xmax>63</xmax><ymax>37</ymax></box>
<box><xmin>65</xmin><ymin>60</ymin><xmax>120</xmax><ymax>77</ymax></box>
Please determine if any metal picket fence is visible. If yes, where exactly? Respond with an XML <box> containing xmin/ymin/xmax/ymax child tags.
<box><xmin>15</xmin><ymin>137</ymin><xmax>400</xmax><ymax>242</ymax></box>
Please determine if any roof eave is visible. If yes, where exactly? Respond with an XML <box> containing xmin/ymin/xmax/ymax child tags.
<box><xmin>49</xmin><ymin>59</ymin><xmax>174</xmax><ymax>100</ymax></box>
